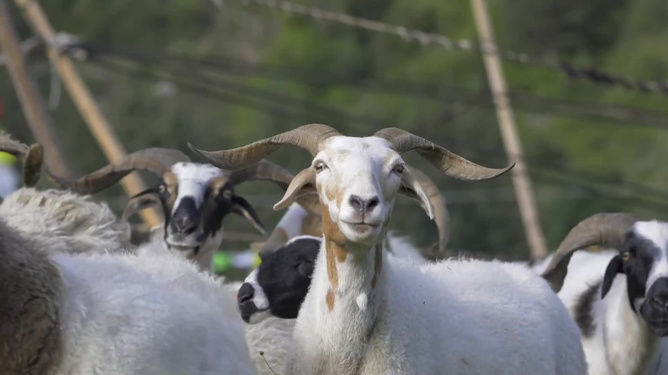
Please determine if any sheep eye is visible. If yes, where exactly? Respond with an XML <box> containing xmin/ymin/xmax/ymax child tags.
<box><xmin>313</xmin><ymin>161</ymin><xmax>327</xmax><ymax>173</ymax></box>
<box><xmin>622</xmin><ymin>252</ymin><xmax>632</xmax><ymax>262</ymax></box>
<box><xmin>393</xmin><ymin>165</ymin><xmax>405</xmax><ymax>175</ymax></box>
<box><xmin>221</xmin><ymin>190</ymin><xmax>233</xmax><ymax>200</ymax></box>
<box><xmin>158</xmin><ymin>184</ymin><xmax>167</xmax><ymax>194</ymax></box>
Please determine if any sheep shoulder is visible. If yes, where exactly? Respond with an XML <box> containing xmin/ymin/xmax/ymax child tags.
<box><xmin>51</xmin><ymin>248</ymin><xmax>254</xmax><ymax>375</ymax></box>
<box><xmin>360</xmin><ymin>257</ymin><xmax>586</xmax><ymax>374</ymax></box>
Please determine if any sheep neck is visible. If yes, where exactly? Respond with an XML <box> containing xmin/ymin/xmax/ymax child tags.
<box><xmin>0</xmin><ymin>222</ymin><xmax>64</xmax><ymax>374</ymax></box>
<box><xmin>289</xmin><ymin>206</ymin><xmax>386</xmax><ymax>375</ymax></box>
<box><xmin>603</xmin><ymin>278</ymin><xmax>660</xmax><ymax>375</ymax></box>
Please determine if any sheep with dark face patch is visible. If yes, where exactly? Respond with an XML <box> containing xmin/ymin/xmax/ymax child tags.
<box><xmin>240</xmin><ymin>236</ymin><xmax>320</xmax><ymax>323</ymax></box>
<box><xmin>50</xmin><ymin>148</ymin><xmax>295</xmax><ymax>272</ymax></box>
<box><xmin>541</xmin><ymin>213</ymin><xmax>668</xmax><ymax>375</ymax></box>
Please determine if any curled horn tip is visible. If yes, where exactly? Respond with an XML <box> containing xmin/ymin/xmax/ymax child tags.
<box><xmin>187</xmin><ymin>142</ymin><xmax>210</xmax><ymax>160</ymax></box>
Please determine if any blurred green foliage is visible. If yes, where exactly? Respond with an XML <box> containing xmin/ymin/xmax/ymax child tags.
<box><xmin>1</xmin><ymin>0</ymin><xmax>667</xmax><ymax>262</ymax></box>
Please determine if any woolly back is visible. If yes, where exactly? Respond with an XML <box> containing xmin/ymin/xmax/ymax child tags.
<box><xmin>0</xmin><ymin>218</ymin><xmax>63</xmax><ymax>374</ymax></box>
<box><xmin>0</xmin><ymin>188</ymin><xmax>131</xmax><ymax>254</ymax></box>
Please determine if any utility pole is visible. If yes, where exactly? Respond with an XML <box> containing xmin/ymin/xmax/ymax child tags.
<box><xmin>0</xmin><ymin>0</ymin><xmax>70</xmax><ymax>178</ymax></box>
<box><xmin>13</xmin><ymin>0</ymin><xmax>161</xmax><ymax>227</ymax></box>
<box><xmin>470</xmin><ymin>0</ymin><xmax>548</xmax><ymax>260</ymax></box>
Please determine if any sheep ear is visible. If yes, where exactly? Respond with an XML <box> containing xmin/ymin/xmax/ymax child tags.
<box><xmin>231</xmin><ymin>195</ymin><xmax>266</xmax><ymax>235</ymax></box>
<box><xmin>123</xmin><ymin>189</ymin><xmax>161</xmax><ymax>221</ymax></box>
<box><xmin>398</xmin><ymin>167</ymin><xmax>434</xmax><ymax>220</ymax></box>
<box><xmin>602</xmin><ymin>255</ymin><xmax>624</xmax><ymax>299</ymax></box>
<box><xmin>274</xmin><ymin>168</ymin><xmax>317</xmax><ymax>211</ymax></box>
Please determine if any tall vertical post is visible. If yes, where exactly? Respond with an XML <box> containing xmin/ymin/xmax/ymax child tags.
<box><xmin>470</xmin><ymin>0</ymin><xmax>548</xmax><ymax>259</ymax></box>
<box><xmin>13</xmin><ymin>0</ymin><xmax>161</xmax><ymax>227</ymax></box>
<box><xmin>0</xmin><ymin>0</ymin><xmax>70</xmax><ymax>178</ymax></box>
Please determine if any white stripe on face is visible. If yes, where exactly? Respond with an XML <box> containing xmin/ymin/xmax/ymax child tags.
<box><xmin>170</xmin><ymin>163</ymin><xmax>224</xmax><ymax>214</ymax></box>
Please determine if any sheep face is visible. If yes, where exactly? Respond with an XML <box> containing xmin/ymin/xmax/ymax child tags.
<box><xmin>131</xmin><ymin>162</ymin><xmax>264</xmax><ymax>257</ymax></box>
<box><xmin>238</xmin><ymin>236</ymin><xmax>320</xmax><ymax>323</ymax></box>
<box><xmin>310</xmin><ymin>136</ymin><xmax>431</xmax><ymax>246</ymax></box>
<box><xmin>603</xmin><ymin>221</ymin><xmax>668</xmax><ymax>335</ymax></box>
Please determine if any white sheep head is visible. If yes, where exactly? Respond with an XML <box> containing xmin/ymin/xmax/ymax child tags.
<box><xmin>190</xmin><ymin>124</ymin><xmax>513</xmax><ymax>249</ymax></box>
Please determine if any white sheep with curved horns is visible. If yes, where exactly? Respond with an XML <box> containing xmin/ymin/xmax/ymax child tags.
<box><xmin>241</xmin><ymin>168</ymin><xmax>449</xmax><ymax>375</ymax></box>
<box><xmin>49</xmin><ymin>147</ymin><xmax>298</xmax><ymax>272</ymax></box>
<box><xmin>190</xmin><ymin>124</ymin><xmax>587</xmax><ymax>375</ymax></box>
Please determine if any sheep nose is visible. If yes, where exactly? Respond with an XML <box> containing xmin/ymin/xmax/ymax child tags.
<box><xmin>170</xmin><ymin>197</ymin><xmax>200</xmax><ymax>234</ymax></box>
<box><xmin>349</xmin><ymin>195</ymin><xmax>380</xmax><ymax>214</ymax></box>
<box><xmin>171</xmin><ymin>214</ymin><xmax>198</xmax><ymax>234</ymax></box>
<box><xmin>237</xmin><ymin>283</ymin><xmax>255</xmax><ymax>304</ymax></box>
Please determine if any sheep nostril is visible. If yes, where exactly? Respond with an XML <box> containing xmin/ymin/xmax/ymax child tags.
<box><xmin>171</xmin><ymin>215</ymin><xmax>199</xmax><ymax>235</ymax></box>
<box><xmin>366</xmin><ymin>197</ymin><xmax>379</xmax><ymax>211</ymax></box>
<box><xmin>349</xmin><ymin>195</ymin><xmax>363</xmax><ymax>212</ymax></box>
<box><xmin>237</xmin><ymin>283</ymin><xmax>255</xmax><ymax>304</ymax></box>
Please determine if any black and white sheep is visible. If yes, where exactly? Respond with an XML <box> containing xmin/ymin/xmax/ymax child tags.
<box><xmin>49</xmin><ymin>147</ymin><xmax>299</xmax><ymax>272</ymax></box>
<box><xmin>541</xmin><ymin>213</ymin><xmax>668</xmax><ymax>375</ymax></box>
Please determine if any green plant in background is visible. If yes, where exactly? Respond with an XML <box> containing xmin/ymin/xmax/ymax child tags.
<box><xmin>2</xmin><ymin>0</ymin><xmax>667</xmax><ymax>265</ymax></box>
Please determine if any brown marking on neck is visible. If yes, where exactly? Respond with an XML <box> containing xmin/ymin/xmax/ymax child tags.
<box><xmin>321</xmin><ymin>204</ymin><xmax>347</xmax><ymax>245</ymax></box>
<box><xmin>371</xmin><ymin>244</ymin><xmax>383</xmax><ymax>289</ymax></box>
<box><xmin>320</xmin><ymin>204</ymin><xmax>350</xmax><ymax>317</ymax></box>
<box><xmin>326</xmin><ymin>289</ymin><xmax>335</xmax><ymax>311</ymax></box>
<box><xmin>326</xmin><ymin>241</ymin><xmax>339</xmax><ymax>290</ymax></box>
<box><xmin>321</xmin><ymin>205</ymin><xmax>350</xmax><ymax>290</ymax></box>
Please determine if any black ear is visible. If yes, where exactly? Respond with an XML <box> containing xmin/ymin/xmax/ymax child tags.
<box><xmin>297</xmin><ymin>260</ymin><xmax>315</xmax><ymax>278</ymax></box>
<box><xmin>231</xmin><ymin>195</ymin><xmax>266</xmax><ymax>235</ymax></box>
<box><xmin>602</xmin><ymin>255</ymin><xmax>624</xmax><ymax>299</ymax></box>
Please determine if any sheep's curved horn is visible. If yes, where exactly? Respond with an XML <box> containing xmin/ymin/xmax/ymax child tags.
<box><xmin>409</xmin><ymin>168</ymin><xmax>450</xmax><ymax>257</ymax></box>
<box><xmin>228</xmin><ymin>159</ymin><xmax>294</xmax><ymax>190</ymax></box>
<box><xmin>227</xmin><ymin>159</ymin><xmax>321</xmax><ymax>215</ymax></box>
<box><xmin>0</xmin><ymin>135</ymin><xmax>30</xmax><ymax>157</ymax></box>
<box><xmin>541</xmin><ymin>213</ymin><xmax>639</xmax><ymax>292</ymax></box>
<box><xmin>374</xmin><ymin>128</ymin><xmax>513</xmax><ymax>181</ymax></box>
<box><xmin>188</xmin><ymin>124</ymin><xmax>341</xmax><ymax>170</ymax></box>
<box><xmin>49</xmin><ymin>148</ymin><xmax>191</xmax><ymax>194</ymax></box>
<box><xmin>0</xmin><ymin>135</ymin><xmax>44</xmax><ymax>186</ymax></box>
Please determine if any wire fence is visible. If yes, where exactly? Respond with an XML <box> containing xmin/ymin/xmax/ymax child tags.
<box><xmin>77</xmin><ymin>53</ymin><xmax>668</xmax><ymax>215</ymax></box>
<box><xmin>229</xmin><ymin>0</ymin><xmax>668</xmax><ymax>96</ymax></box>
<box><xmin>64</xmin><ymin>42</ymin><xmax>668</xmax><ymax>131</ymax></box>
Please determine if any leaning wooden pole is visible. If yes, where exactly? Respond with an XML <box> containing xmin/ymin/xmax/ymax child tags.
<box><xmin>470</xmin><ymin>0</ymin><xmax>548</xmax><ymax>260</ymax></box>
<box><xmin>0</xmin><ymin>0</ymin><xmax>70</xmax><ymax>178</ymax></box>
<box><xmin>13</xmin><ymin>0</ymin><xmax>160</xmax><ymax>227</ymax></box>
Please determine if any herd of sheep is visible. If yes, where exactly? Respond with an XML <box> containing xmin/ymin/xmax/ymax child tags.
<box><xmin>1</xmin><ymin>124</ymin><xmax>667</xmax><ymax>375</ymax></box>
